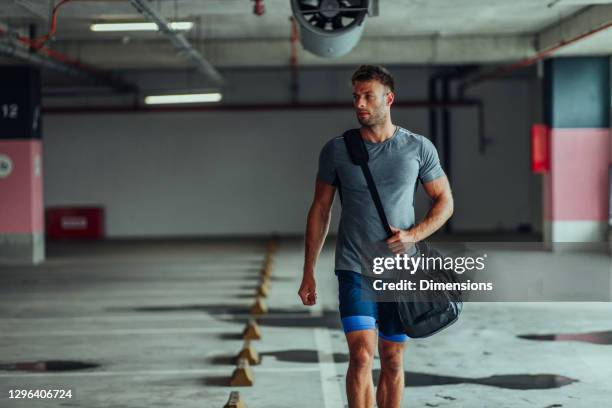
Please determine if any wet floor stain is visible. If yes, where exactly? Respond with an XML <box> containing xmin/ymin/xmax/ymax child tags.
<box><xmin>371</xmin><ymin>370</ymin><xmax>577</xmax><ymax>390</ymax></box>
<box><xmin>217</xmin><ymin>333</ymin><xmax>246</xmax><ymax>340</ymax></box>
<box><xmin>209</xmin><ymin>349</ymin><xmax>352</xmax><ymax>365</ymax></box>
<box><xmin>435</xmin><ymin>394</ymin><xmax>456</xmax><ymax>401</ymax></box>
<box><xmin>254</xmin><ymin>311</ymin><xmax>342</xmax><ymax>330</ymax></box>
<box><xmin>202</xmin><ymin>370</ymin><xmax>576</xmax><ymax>390</ymax></box>
<box><xmin>260</xmin><ymin>349</ymin><xmax>349</xmax><ymax>363</ymax></box>
<box><xmin>109</xmin><ymin>303</ymin><xmax>288</xmax><ymax>315</ymax></box>
<box><xmin>209</xmin><ymin>355</ymin><xmax>237</xmax><ymax>365</ymax></box>
<box><xmin>232</xmin><ymin>293</ymin><xmax>263</xmax><ymax>299</ymax></box>
<box><xmin>117</xmin><ymin>304</ymin><xmax>344</xmax><ymax>330</ymax></box>
<box><xmin>206</xmin><ymin>348</ymin><xmax>575</xmax><ymax>391</ymax></box>
<box><xmin>0</xmin><ymin>360</ymin><xmax>100</xmax><ymax>372</ymax></box>
<box><xmin>269</xmin><ymin>276</ymin><xmax>294</xmax><ymax>282</ymax></box>
<box><xmin>518</xmin><ymin>330</ymin><xmax>612</xmax><ymax>345</ymax></box>
<box><xmin>202</xmin><ymin>376</ymin><xmax>231</xmax><ymax>386</ymax></box>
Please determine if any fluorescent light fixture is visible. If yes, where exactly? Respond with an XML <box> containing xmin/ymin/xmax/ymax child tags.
<box><xmin>90</xmin><ymin>22</ymin><xmax>193</xmax><ymax>32</ymax></box>
<box><xmin>144</xmin><ymin>93</ymin><xmax>223</xmax><ymax>105</ymax></box>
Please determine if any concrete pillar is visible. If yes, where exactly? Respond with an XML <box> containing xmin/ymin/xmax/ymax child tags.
<box><xmin>542</xmin><ymin>57</ymin><xmax>611</xmax><ymax>245</ymax></box>
<box><xmin>0</xmin><ymin>66</ymin><xmax>45</xmax><ymax>264</ymax></box>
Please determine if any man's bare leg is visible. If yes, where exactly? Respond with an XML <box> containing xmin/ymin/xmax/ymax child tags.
<box><xmin>376</xmin><ymin>337</ymin><xmax>406</xmax><ymax>408</ymax></box>
<box><xmin>346</xmin><ymin>329</ymin><xmax>377</xmax><ymax>408</ymax></box>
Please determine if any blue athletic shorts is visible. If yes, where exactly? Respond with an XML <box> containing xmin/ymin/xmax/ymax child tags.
<box><xmin>336</xmin><ymin>269</ymin><xmax>409</xmax><ymax>343</ymax></box>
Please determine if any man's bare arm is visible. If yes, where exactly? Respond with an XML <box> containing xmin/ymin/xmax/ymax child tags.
<box><xmin>411</xmin><ymin>176</ymin><xmax>453</xmax><ymax>241</ymax></box>
<box><xmin>387</xmin><ymin>176</ymin><xmax>453</xmax><ymax>249</ymax></box>
<box><xmin>299</xmin><ymin>178</ymin><xmax>336</xmax><ymax>306</ymax></box>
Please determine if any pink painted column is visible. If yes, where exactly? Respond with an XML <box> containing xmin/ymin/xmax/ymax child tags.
<box><xmin>0</xmin><ymin>66</ymin><xmax>45</xmax><ymax>264</ymax></box>
<box><xmin>542</xmin><ymin>57</ymin><xmax>610</xmax><ymax>244</ymax></box>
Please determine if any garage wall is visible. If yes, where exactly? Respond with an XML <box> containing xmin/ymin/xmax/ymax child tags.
<box><xmin>41</xmin><ymin>68</ymin><xmax>541</xmax><ymax>237</ymax></box>
<box><xmin>452</xmin><ymin>78</ymin><xmax>542</xmax><ymax>232</ymax></box>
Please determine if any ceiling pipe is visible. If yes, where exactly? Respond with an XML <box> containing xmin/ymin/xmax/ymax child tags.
<box><xmin>290</xmin><ymin>16</ymin><xmax>299</xmax><ymax>104</ymax></box>
<box><xmin>0</xmin><ymin>37</ymin><xmax>137</xmax><ymax>93</ymax></box>
<box><xmin>460</xmin><ymin>19</ymin><xmax>612</xmax><ymax>91</ymax></box>
<box><xmin>43</xmin><ymin>99</ymin><xmax>480</xmax><ymax>115</ymax></box>
<box><xmin>129</xmin><ymin>0</ymin><xmax>224</xmax><ymax>85</ymax></box>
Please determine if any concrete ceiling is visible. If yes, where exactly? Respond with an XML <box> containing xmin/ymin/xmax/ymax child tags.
<box><xmin>0</xmin><ymin>0</ymin><xmax>611</xmax><ymax>70</ymax></box>
<box><xmin>0</xmin><ymin>0</ymin><xmax>608</xmax><ymax>37</ymax></box>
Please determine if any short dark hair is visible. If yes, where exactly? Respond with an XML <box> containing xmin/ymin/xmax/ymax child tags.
<box><xmin>351</xmin><ymin>65</ymin><xmax>395</xmax><ymax>92</ymax></box>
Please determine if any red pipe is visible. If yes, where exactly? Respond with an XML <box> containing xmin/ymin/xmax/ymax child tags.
<box><xmin>289</xmin><ymin>16</ymin><xmax>299</xmax><ymax>103</ymax></box>
<box><xmin>3</xmin><ymin>0</ymin><xmax>76</xmax><ymax>50</ymax></box>
<box><xmin>0</xmin><ymin>27</ymin><xmax>120</xmax><ymax>78</ymax></box>
<box><xmin>462</xmin><ymin>20</ymin><xmax>612</xmax><ymax>89</ymax></box>
<box><xmin>290</xmin><ymin>16</ymin><xmax>298</xmax><ymax>67</ymax></box>
<box><xmin>0</xmin><ymin>0</ymin><xmax>117</xmax><ymax>79</ymax></box>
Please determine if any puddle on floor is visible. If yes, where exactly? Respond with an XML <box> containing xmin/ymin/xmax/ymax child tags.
<box><xmin>0</xmin><ymin>360</ymin><xmax>100</xmax><ymax>372</ymax></box>
<box><xmin>118</xmin><ymin>304</ymin><xmax>343</xmax><ymax>330</ymax></box>
<box><xmin>371</xmin><ymin>370</ymin><xmax>577</xmax><ymax>390</ymax></box>
<box><xmin>260</xmin><ymin>349</ymin><xmax>349</xmax><ymax>363</ymax></box>
<box><xmin>518</xmin><ymin>330</ymin><xmax>612</xmax><ymax>345</ymax></box>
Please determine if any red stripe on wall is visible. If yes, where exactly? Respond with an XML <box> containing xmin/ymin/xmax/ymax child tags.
<box><xmin>545</xmin><ymin>128</ymin><xmax>610</xmax><ymax>221</ymax></box>
<box><xmin>0</xmin><ymin>140</ymin><xmax>44</xmax><ymax>233</ymax></box>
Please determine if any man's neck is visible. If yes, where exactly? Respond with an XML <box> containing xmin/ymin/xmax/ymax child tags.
<box><xmin>360</xmin><ymin>121</ymin><xmax>397</xmax><ymax>143</ymax></box>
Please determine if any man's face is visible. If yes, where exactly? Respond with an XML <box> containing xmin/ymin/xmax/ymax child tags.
<box><xmin>352</xmin><ymin>80</ymin><xmax>393</xmax><ymax>127</ymax></box>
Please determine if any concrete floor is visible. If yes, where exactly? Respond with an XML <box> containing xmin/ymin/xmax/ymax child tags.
<box><xmin>1</xmin><ymin>238</ymin><xmax>612</xmax><ymax>407</ymax></box>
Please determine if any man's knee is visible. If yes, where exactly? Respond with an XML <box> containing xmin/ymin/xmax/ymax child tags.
<box><xmin>347</xmin><ymin>331</ymin><xmax>375</xmax><ymax>370</ymax></box>
<box><xmin>380</xmin><ymin>355</ymin><xmax>403</xmax><ymax>376</ymax></box>
<box><xmin>349</xmin><ymin>344</ymin><xmax>374</xmax><ymax>369</ymax></box>
<box><xmin>349</xmin><ymin>339</ymin><xmax>374</xmax><ymax>369</ymax></box>
<box><xmin>379</xmin><ymin>343</ymin><xmax>405</xmax><ymax>375</ymax></box>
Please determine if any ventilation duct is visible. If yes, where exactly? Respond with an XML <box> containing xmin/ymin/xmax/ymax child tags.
<box><xmin>290</xmin><ymin>0</ymin><xmax>371</xmax><ymax>58</ymax></box>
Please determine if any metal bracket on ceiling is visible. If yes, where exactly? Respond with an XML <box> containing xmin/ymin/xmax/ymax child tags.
<box><xmin>14</xmin><ymin>0</ymin><xmax>50</xmax><ymax>21</ymax></box>
<box><xmin>129</xmin><ymin>0</ymin><xmax>224</xmax><ymax>86</ymax></box>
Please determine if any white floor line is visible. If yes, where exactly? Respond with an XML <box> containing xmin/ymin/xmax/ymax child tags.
<box><xmin>314</xmin><ymin>328</ymin><xmax>344</xmax><ymax>408</ymax></box>
<box><xmin>0</xmin><ymin>327</ymin><xmax>235</xmax><ymax>337</ymax></box>
<box><xmin>0</xmin><ymin>366</ymin><xmax>321</xmax><ymax>378</ymax></box>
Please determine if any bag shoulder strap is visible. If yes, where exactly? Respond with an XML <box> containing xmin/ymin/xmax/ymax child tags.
<box><xmin>342</xmin><ymin>129</ymin><xmax>393</xmax><ymax>238</ymax></box>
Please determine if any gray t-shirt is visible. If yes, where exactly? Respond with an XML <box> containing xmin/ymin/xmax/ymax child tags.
<box><xmin>317</xmin><ymin>126</ymin><xmax>445</xmax><ymax>273</ymax></box>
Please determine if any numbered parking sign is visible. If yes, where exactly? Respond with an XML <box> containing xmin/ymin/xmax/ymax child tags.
<box><xmin>0</xmin><ymin>66</ymin><xmax>41</xmax><ymax>140</ymax></box>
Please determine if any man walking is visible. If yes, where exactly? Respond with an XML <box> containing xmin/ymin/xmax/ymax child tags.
<box><xmin>298</xmin><ymin>65</ymin><xmax>454</xmax><ymax>408</ymax></box>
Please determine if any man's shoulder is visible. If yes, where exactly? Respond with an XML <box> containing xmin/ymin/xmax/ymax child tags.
<box><xmin>396</xmin><ymin>126</ymin><xmax>423</xmax><ymax>141</ymax></box>
<box><xmin>320</xmin><ymin>134</ymin><xmax>344</xmax><ymax>152</ymax></box>
<box><xmin>325</xmin><ymin>135</ymin><xmax>344</xmax><ymax>144</ymax></box>
<box><xmin>318</xmin><ymin>135</ymin><xmax>344</xmax><ymax>166</ymax></box>
<box><xmin>322</xmin><ymin>128</ymin><xmax>429</xmax><ymax>149</ymax></box>
<box><xmin>393</xmin><ymin>127</ymin><xmax>428</xmax><ymax>150</ymax></box>
<box><xmin>395</xmin><ymin>129</ymin><xmax>441</xmax><ymax>163</ymax></box>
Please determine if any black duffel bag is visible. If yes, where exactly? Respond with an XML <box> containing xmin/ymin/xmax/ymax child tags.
<box><xmin>390</xmin><ymin>241</ymin><xmax>462</xmax><ymax>338</ymax></box>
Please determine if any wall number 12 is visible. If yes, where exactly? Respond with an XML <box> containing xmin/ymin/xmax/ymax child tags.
<box><xmin>1</xmin><ymin>104</ymin><xmax>18</xmax><ymax>119</ymax></box>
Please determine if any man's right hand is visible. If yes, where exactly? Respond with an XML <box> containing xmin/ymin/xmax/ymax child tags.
<box><xmin>300</xmin><ymin>177</ymin><xmax>334</xmax><ymax>307</ymax></box>
<box><xmin>298</xmin><ymin>274</ymin><xmax>317</xmax><ymax>306</ymax></box>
